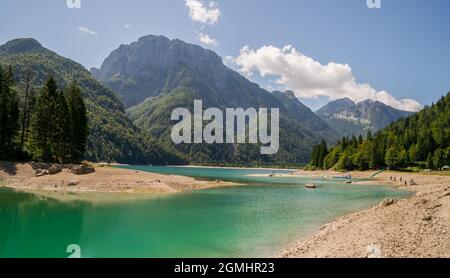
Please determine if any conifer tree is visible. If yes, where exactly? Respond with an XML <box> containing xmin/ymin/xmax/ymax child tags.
<box><xmin>0</xmin><ymin>65</ymin><xmax>20</xmax><ymax>158</ymax></box>
<box><xmin>28</xmin><ymin>77</ymin><xmax>59</xmax><ymax>161</ymax></box>
<box><xmin>317</xmin><ymin>140</ymin><xmax>328</xmax><ymax>169</ymax></box>
<box><xmin>66</xmin><ymin>82</ymin><xmax>88</xmax><ymax>162</ymax></box>
<box><xmin>0</xmin><ymin>66</ymin><xmax>6</xmax><ymax>153</ymax></box>
<box><xmin>53</xmin><ymin>90</ymin><xmax>70</xmax><ymax>162</ymax></box>
<box><xmin>21</xmin><ymin>69</ymin><xmax>33</xmax><ymax>148</ymax></box>
<box><xmin>310</xmin><ymin>144</ymin><xmax>320</xmax><ymax>167</ymax></box>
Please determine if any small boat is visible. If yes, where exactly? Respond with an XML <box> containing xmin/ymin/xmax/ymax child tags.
<box><xmin>305</xmin><ymin>183</ymin><xmax>317</xmax><ymax>189</ymax></box>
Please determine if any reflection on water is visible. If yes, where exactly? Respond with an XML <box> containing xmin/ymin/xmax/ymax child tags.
<box><xmin>0</xmin><ymin>166</ymin><xmax>410</xmax><ymax>258</ymax></box>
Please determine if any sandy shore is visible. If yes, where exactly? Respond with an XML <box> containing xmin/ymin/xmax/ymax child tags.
<box><xmin>0</xmin><ymin>161</ymin><xmax>239</xmax><ymax>199</ymax></box>
<box><xmin>2</xmin><ymin>161</ymin><xmax>449</xmax><ymax>257</ymax></box>
<box><xmin>280</xmin><ymin>170</ymin><xmax>450</xmax><ymax>258</ymax></box>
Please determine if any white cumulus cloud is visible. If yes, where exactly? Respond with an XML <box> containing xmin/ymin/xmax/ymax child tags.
<box><xmin>185</xmin><ymin>0</ymin><xmax>220</xmax><ymax>25</ymax></box>
<box><xmin>77</xmin><ymin>26</ymin><xmax>98</xmax><ymax>36</ymax></box>
<box><xmin>198</xmin><ymin>33</ymin><xmax>219</xmax><ymax>46</ymax></box>
<box><xmin>230</xmin><ymin>45</ymin><xmax>422</xmax><ymax>112</ymax></box>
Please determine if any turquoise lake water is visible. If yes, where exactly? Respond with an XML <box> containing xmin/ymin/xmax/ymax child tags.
<box><xmin>0</xmin><ymin>166</ymin><xmax>410</xmax><ymax>258</ymax></box>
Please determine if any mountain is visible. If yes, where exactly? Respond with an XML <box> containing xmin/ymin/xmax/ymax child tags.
<box><xmin>316</xmin><ymin>98</ymin><xmax>413</xmax><ymax>138</ymax></box>
<box><xmin>272</xmin><ymin>90</ymin><xmax>337</xmax><ymax>139</ymax></box>
<box><xmin>316</xmin><ymin>98</ymin><xmax>356</xmax><ymax>116</ymax></box>
<box><xmin>0</xmin><ymin>38</ymin><xmax>183</xmax><ymax>164</ymax></box>
<box><xmin>0</xmin><ymin>38</ymin><xmax>45</xmax><ymax>54</ymax></box>
<box><xmin>93</xmin><ymin>35</ymin><xmax>338</xmax><ymax>165</ymax></box>
<box><xmin>92</xmin><ymin>35</ymin><xmax>284</xmax><ymax>109</ymax></box>
<box><xmin>312</xmin><ymin>92</ymin><xmax>450</xmax><ymax>171</ymax></box>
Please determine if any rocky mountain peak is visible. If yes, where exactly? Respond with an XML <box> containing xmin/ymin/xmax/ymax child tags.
<box><xmin>316</xmin><ymin>97</ymin><xmax>413</xmax><ymax>138</ymax></box>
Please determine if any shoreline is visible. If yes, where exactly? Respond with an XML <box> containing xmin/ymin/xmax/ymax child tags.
<box><xmin>0</xmin><ymin>161</ymin><xmax>241</xmax><ymax>202</ymax></box>
<box><xmin>2</xmin><ymin>161</ymin><xmax>448</xmax><ymax>257</ymax></box>
<box><xmin>171</xmin><ymin>164</ymin><xmax>299</xmax><ymax>171</ymax></box>
<box><xmin>279</xmin><ymin>170</ymin><xmax>450</xmax><ymax>258</ymax></box>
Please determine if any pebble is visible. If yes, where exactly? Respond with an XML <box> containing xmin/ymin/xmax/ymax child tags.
<box><xmin>422</xmin><ymin>216</ymin><xmax>433</xmax><ymax>221</ymax></box>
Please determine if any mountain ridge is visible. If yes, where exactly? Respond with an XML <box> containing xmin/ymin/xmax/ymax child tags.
<box><xmin>312</xmin><ymin>92</ymin><xmax>450</xmax><ymax>171</ymax></box>
<box><xmin>0</xmin><ymin>38</ymin><xmax>183</xmax><ymax>164</ymax></box>
<box><xmin>316</xmin><ymin>97</ymin><xmax>413</xmax><ymax>138</ymax></box>
<box><xmin>94</xmin><ymin>35</ymin><xmax>339</xmax><ymax>164</ymax></box>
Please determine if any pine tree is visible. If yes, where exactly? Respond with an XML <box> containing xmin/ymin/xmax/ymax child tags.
<box><xmin>53</xmin><ymin>90</ymin><xmax>70</xmax><ymax>163</ymax></box>
<box><xmin>22</xmin><ymin>88</ymin><xmax>36</xmax><ymax>147</ymax></box>
<box><xmin>358</xmin><ymin>134</ymin><xmax>364</xmax><ymax>145</ymax></box>
<box><xmin>371</xmin><ymin>134</ymin><xmax>386</xmax><ymax>168</ymax></box>
<box><xmin>317</xmin><ymin>140</ymin><xmax>328</xmax><ymax>169</ymax></box>
<box><xmin>21</xmin><ymin>68</ymin><xmax>33</xmax><ymax>148</ymax></box>
<box><xmin>351</xmin><ymin>135</ymin><xmax>358</xmax><ymax>148</ymax></box>
<box><xmin>0</xmin><ymin>66</ymin><xmax>5</xmax><ymax>152</ymax></box>
<box><xmin>66</xmin><ymin>82</ymin><xmax>88</xmax><ymax>162</ymax></box>
<box><xmin>28</xmin><ymin>77</ymin><xmax>60</xmax><ymax>161</ymax></box>
<box><xmin>0</xmin><ymin>65</ymin><xmax>20</xmax><ymax>158</ymax></box>
<box><xmin>340</xmin><ymin>137</ymin><xmax>349</xmax><ymax>149</ymax></box>
<box><xmin>310</xmin><ymin>144</ymin><xmax>320</xmax><ymax>167</ymax></box>
<box><xmin>0</xmin><ymin>66</ymin><xmax>5</xmax><ymax>154</ymax></box>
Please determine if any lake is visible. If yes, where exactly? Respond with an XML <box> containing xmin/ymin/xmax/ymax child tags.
<box><xmin>0</xmin><ymin>166</ymin><xmax>410</xmax><ymax>258</ymax></box>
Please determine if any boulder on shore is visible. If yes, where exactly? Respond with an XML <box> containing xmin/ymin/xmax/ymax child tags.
<box><xmin>70</xmin><ymin>165</ymin><xmax>95</xmax><ymax>175</ymax></box>
<box><xmin>47</xmin><ymin>165</ymin><xmax>62</xmax><ymax>175</ymax></box>
<box><xmin>35</xmin><ymin>169</ymin><xmax>48</xmax><ymax>177</ymax></box>
<box><xmin>33</xmin><ymin>164</ymin><xmax>62</xmax><ymax>176</ymax></box>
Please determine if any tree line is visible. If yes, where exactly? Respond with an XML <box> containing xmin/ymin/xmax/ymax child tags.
<box><xmin>309</xmin><ymin>93</ymin><xmax>450</xmax><ymax>171</ymax></box>
<box><xmin>0</xmin><ymin>65</ymin><xmax>88</xmax><ymax>163</ymax></box>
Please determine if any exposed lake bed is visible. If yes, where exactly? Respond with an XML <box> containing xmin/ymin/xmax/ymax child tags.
<box><xmin>0</xmin><ymin>163</ymin><xmax>423</xmax><ymax>258</ymax></box>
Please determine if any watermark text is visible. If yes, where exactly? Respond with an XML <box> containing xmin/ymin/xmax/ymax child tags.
<box><xmin>171</xmin><ymin>100</ymin><xmax>279</xmax><ymax>155</ymax></box>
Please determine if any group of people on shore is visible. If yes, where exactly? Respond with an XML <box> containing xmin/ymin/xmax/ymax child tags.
<box><xmin>390</xmin><ymin>176</ymin><xmax>417</xmax><ymax>187</ymax></box>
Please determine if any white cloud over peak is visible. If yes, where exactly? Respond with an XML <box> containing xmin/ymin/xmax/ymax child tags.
<box><xmin>77</xmin><ymin>26</ymin><xmax>98</xmax><ymax>36</ymax></box>
<box><xmin>198</xmin><ymin>33</ymin><xmax>219</xmax><ymax>46</ymax></box>
<box><xmin>185</xmin><ymin>0</ymin><xmax>220</xmax><ymax>25</ymax></box>
<box><xmin>230</xmin><ymin>45</ymin><xmax>422</xmax><ymax>112</ymax></box>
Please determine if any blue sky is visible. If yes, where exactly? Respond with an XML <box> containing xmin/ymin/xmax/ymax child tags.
<box><xmin>0</xmin><ymin>0</ymin><xmax>449</xmax><ymax>111</ymax></box>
